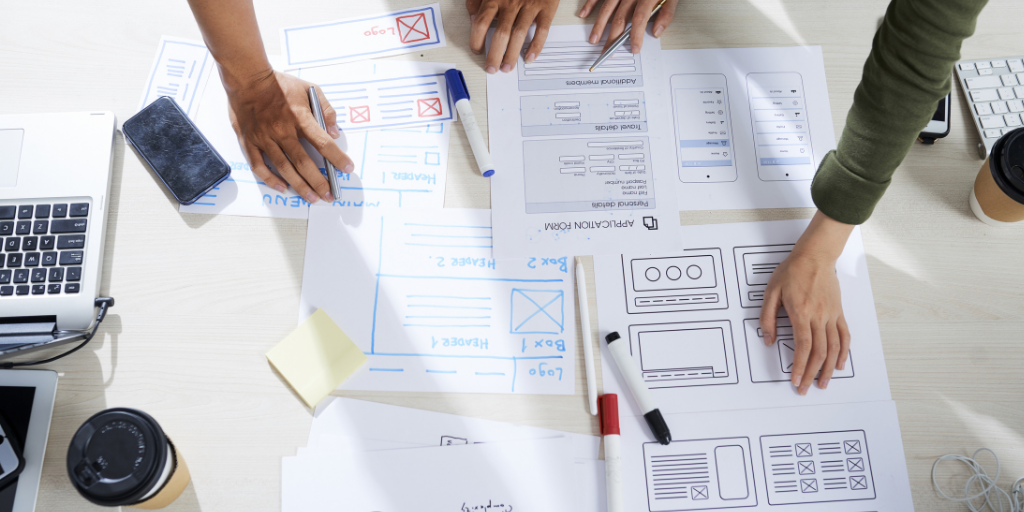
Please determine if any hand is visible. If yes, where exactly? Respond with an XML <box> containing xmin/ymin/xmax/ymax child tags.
<box><xmin>579</xmin><ymin>0</ymin><xmax>678</xmax><ymax>53</ymax></box>
<box><xmin>759</xmin><ymin>211</ymin><xmax>854</xmax><ymax>395</ymax></box>
<box><xmin>225</xmin><ymin>69</ymin><xmax>353</xmax><ymax>203</ymax></box>
<box><xmin>467</xmin><ymin>0</ymin><xmax>559</xmax><ymax>73</ymax></box>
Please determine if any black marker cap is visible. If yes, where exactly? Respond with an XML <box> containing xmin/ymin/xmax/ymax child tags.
<box><xmin>644</xmin><ymin>409</ymin><xmax>672</xmax><ymax>445</ymax></box>
<box><xmin>605</xmin><ymin>331</ymin><xmax>621</xmax><ymax>344</ymax></box>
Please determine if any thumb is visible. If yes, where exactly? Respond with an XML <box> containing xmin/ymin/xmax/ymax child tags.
<box><xmin>314</xmin><ymin>84</ymin><xmax>339</xmax><ymax>138</ymax></box>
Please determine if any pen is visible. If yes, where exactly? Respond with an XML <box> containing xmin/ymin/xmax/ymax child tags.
<box><xmin>589</xmin><ymin>0</ymin><xmax>668</xmax><ymax>72</ymax></box>
<box><xmin>307</xmin><ymin>86</ymin><xmax>341</xmax><ymax>201</ymax></box>
<box><xmin>599</xmin><ymin>394</ymin><xmax>623</xmax><ymax>512</ymax></box>
<box><xmin>575</xmin><ymin>257</ymin><xmax>599</xmax><ymax>416</ymax></box>
<box><xmin>444</xmin><ymin>69</ymin><xmax>496</xmax><ymax>177</ymax></box>
<box><xmin>605</xmin><ymin>331</ymin><xmax>671</xmax><ymax>445</ymax></box>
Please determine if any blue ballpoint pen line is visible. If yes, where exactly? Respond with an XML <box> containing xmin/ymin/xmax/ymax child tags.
<box><xmin>379</xmin><ymin>91</ymin><xmax>439</xmax><ymax>98</ymax></box>
<box><xmin>378</xmin><ymin>274</ymin><xmax>562</xmax><ymax>283</ymax></box>
<box><xmin>403</xmin><ymin>324</ymin><xmax>491</xmax><ymax>327</ymax></box>
<box><xmin>404</xmin><ymin>244</ymin><xmax>493</xmax><ymax>248</ymax></box>
<box><xmin>405</xmin><ymin>316</ymin><xmax>492</xmax><ymax>319</ymax></box>
<box><xmin>407</xmin><ymin>305</ymin><xmax>492</xmax><ymax>310</ymax></box>
<box><xmin>475</xmin><ymin>372</ymin><xmax>505</xmax><ymax>376</ymax></box>
<box><xmin>406</xmin><ymin>295</ymin><xmax>491</xmax><ymax>299</ymax></box>
<box><xmin>379</xmin><ymin>82</ymin><xmax>438</xmax><ymax>90</ymax></box>
<box><xmin>369</xmin><ymin>368</ymin><xmax>403</xmax><ymax>372</ymax></box>
<box><xmin>404</xmin><ymin>224</ymin><xmax>491</xmax><ymax>229</ymax></box>
<box><xmin>409</xmin><ymin>234</ymin><xmax>493</xmax><ymax>239</ymax></box>
<box><xmin>369</xmin><ymin>219</ymin><xmax>384</xmax><ymax>354</ymax></box>
<box><xmin>367</xmin><ymin>352</ymin><xmax>563</xmax><ymax>361</ymax></box>
<box><xmin>426</xmin><ymin>370</ymin><xmax>456</xmax><ymax>374</ymax></box>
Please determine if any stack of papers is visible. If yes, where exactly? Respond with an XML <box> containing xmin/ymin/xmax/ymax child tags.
<box><xmin>283</xmin><ymin>398</ymin><xmax>605</xmax><ymax>511</ymax></box>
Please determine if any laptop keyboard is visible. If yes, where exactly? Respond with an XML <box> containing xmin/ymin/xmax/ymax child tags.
<box><xmin>955</xmin><ymin>57</ymin><xmax>1024</xmax><ymax>157</ymax></box>
<box><xmin>0</xmin><ymin>202</ymin><xmax>88</xmax><ymax>298</ymax></box>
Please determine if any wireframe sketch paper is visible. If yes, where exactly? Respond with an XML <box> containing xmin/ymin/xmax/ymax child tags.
<box><xmin>138</xmin><ymin>36</ymin><xmax>215</xmax><ymax>119</ymax></box>
<box><xmin>281</xmin><ymin>4</ymin><xmax>447</xmax><ymax>68</ymax></box>
<box><xmin>178</xmin><ymin>59</ymin><xmax>451</xmax><ymax>217</ymax></box>
<box><xmin>305</xmin><ymin>397</ymin><xmax>600</xmax><ymax>460</ymax></box>
<box><xmin>661</xmin><ymin>47</ymin><xmax>836</xmax><ymax>209</ymax></box>
<box><xmin>617</xmin><ymin>400</ymin><xmax>913</xmax><ymax>511</ymax></box>
<box><xmin>300</xmin><ymin>208</ymin><xmax>576</xmax><ymax>394</ymax></box>
<box><xmin>594</xmin><ymin>219</ymin><xmax>891</xmax><ymax>416</ymax></box>
<box><xmin>282</xmin><ymin>437</ymin><xmax>577</xmax><ymax>512</ymax></box>
<box><xmin>486</xmin><ymin>25</ymin><xmax>683</xmax><ymax>258</ymax></box>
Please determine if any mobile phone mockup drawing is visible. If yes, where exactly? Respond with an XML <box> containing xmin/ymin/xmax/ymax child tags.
<box><xmin>670</xmin><ymin>73</ymin><xmax>737</xmax><ymax>183</ymax></box>
<box><xmin>746</xmin><ymin>72</ymin><xmax>815</xmax><ymax>181</ymax></box>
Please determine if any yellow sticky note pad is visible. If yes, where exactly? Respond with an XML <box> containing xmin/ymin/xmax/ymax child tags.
<box><xmin>267</xmin><ymin>309</ymin><xmax>367</xmax><ymax>408</ymax></box>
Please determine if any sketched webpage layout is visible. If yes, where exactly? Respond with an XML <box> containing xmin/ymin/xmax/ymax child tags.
<box><xmin>178</xmin><ymin>59</ymin><xmax>451</xmax><ymax>218</ymax></box>
<box><xmin>300</xmin><ymin>207</ymin><xmax>576</xmax><ymax>395</ymax></box>
<box><xmin>594</xmin><ymin>219</ymin><xmax>891</xmax><ymax>416</ymax></box>
<box><xmin>618</xmin><ymin>400</ymin><xmax>914</xmax><ymax>512</ymax></box>
<box><xmin>662</xmin><ymin>47</ymin><xmax>837</xmax><ymax>210</ymax></box>
<box><xmin>486</xmin><ymin>25</ymin><xmax>682</xmax><ymax>259</ymax></box>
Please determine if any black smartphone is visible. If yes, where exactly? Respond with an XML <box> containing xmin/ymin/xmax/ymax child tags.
<box><xmin>0</xmin><ymin>412</ymin><xmax>24</xmax><ymax>491</ymax></box>
<box><xmin>919</xmin><ymin>92</ymin><xmax>951</xmax><ymax>144</ymax></box>
<box><xmin>123</xmin><ymin>96</ymin><xmax>230</xmax><ymax>204</ymax></box>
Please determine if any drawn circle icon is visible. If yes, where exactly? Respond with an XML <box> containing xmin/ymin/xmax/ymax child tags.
<box><xmin>645</xmin><ymin>267</ymin><xmax>661</xmax><ymax>281</ymax></box>
<box><xmin>666</xmin><ymin>266</ymin><xmax>682</xmax><ymax>280</ymax></box>
<box><xmin>686</xmin><ymin>265</ymin><xmax>702</xmax><ymax>280</ymax></box>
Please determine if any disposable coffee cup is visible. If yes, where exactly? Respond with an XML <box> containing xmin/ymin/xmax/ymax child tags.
<box><xmin>67</xmin><ymin>408</ymin><xmax>191</xmax><ymax>509</ymax></box>
<box><xmin>970</xmin><ymin>127</ymin><xmax>1024</xmax><ymax>225</ymax></box>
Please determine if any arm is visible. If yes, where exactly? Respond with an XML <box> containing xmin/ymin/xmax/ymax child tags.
<box><xmin>186</xmin><ymin>0</ymin><xmax>353</xmax><ymax>203</ymax></box>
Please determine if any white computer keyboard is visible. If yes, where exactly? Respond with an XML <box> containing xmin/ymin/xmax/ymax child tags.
<box><xmin>955</xmin><ymin>57</ymin><xmax>1024</xmax><ymax>158</ymax></box>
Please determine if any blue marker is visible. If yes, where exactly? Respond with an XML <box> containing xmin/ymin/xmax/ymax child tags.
<box><xmin>445</xmin><ymin>69</ymin><xmax>495</xmax><ymax>177</ymax></box>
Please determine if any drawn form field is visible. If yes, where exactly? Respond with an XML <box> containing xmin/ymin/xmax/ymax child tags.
<box><xmin>743</xmin><ymin>318</ymin><xmax>854</xmax><ymax>383</ymax></box>
<box><xmin>760</xmin><ymin>430</ymin><xmax>875</xmax><ymax>505</ymax></box>
<box><xmin>746</xmin><ymin>72</ymin><xmax>814</xmax><ymax>181</ymax></box>
<box><xmin>643</xmin><ymin>437</ymin><xmax>757</xmax><ymax>511</ymax></box>
<box><xmin>622</xmin><ymin>248</ymin><xmax>729</xmax><ymax>313</ymax></box>
<box><xmin>510</xmin><ymin>289</ymin><xmax>565</xmax><ymax>334</ymax></box>
<box><xmin>520</xmin><ymin>92</ymin><xmax>648</xmax><ymax>136</ymax></box>
<box><xmin>138</xmin><ymin>36</ymin><xmax>214</xmax><ymax>119</ymax></box>
<box><xmin>627</xmin><ymin>320</ymin><xmax>738</xmax><ymax>388</ymax></box>
<box><xmin>516</xmin><ymin>40</ymin><xmax>643</xmax><ymax>91</ymax></box>
<box><xmin>522</xmin><ymin>137</ymin><xmax>655</xmax><ymax>214</ymax></box>
<box><xmin>671</xmin><ymin>74</ymin><xmax>736</xmax><ymax>183</ymax></box>
<box><xmin>733</xmin><ymin>244</ymin><xmax>794</xmax><ymax>308</ymax></box>
<box><xmin>280</xmin><ymin>4</ymin><xmax>446</xmax><ymax>67</ymax></box>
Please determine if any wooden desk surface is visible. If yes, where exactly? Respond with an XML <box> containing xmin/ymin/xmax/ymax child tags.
<box><xmin>2</xmin><ymin>0</ymin><xmax>1023</xmax><ymax>510</ymax></box>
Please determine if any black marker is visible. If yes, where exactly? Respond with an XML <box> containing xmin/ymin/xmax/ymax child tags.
<box><xmin>605</xmin><ymin>332</ymin><xmax>672</xmax><ymax>445</ymax></box>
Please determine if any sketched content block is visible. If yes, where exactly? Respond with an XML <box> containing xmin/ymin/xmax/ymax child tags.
<box><xmin>510</xmin><ymin>289</ymin><xmax>564</xmax><ymax>334</ymax></box>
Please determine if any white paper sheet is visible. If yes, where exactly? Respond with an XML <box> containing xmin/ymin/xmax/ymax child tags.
<box><xmin>138</xmin><ymin>36</ymin><xmax>216</xmax><ymax>118</ymax></box>
<box><xmin>306</xmin><ymin>397</ymin><xmax>600</xmax><ymax>460</ymax></box>
<box><xmin>178</xmin><ymin>60</ymin><xmax>451</xmax><ymax>217</ymax></box>
<box><xmin>281</xmin><ymin>4</ymin><xmax>447</xmax><ymax>69</ymax></box>
<box><xmin>594</xmin><ymin>219</ymin><xmax>891</xmax><ymax>416</ymax></box>
<box><xmin>618</xmin><ymin>400</ymin><xmax>913</xmax><ymax>511</ymax></box>
<box><xmin>300</xmin><ymin>208</ymin><xmax>576</xmax><ymax>394</ymax></box>
<box><xmin>661</xmin><ymin>47</ymin><xmax>837</xmax><ymax>210</ymax></box>
<box><xmin>283</xmin><ymin>437</ymin><xmax>577</xmax><ymax>511</ymax></box>
<box><xmin>486</xmin><ymin>25</ymin><xmax>683</xmax><ymax>259</ymax></box>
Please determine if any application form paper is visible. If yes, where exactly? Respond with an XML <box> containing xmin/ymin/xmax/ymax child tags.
<box><xmin>300</xmin><ymin>208</ymin><xmax>576</xmax><ymax>395</ymax></box>
<box><xmin>283</xmin><ymin>437</ymin><xmax>577</xmax><ymax>512</ymax></box>
<box><xmin>486</xmin><ymin>25</ymin><xmax>683</xmax><ymax>258</ymax></box>
<box><xmin>594</xmin><ymin>219</ymin><xmax>891</xmax><ymax>416</ymax></box>
<box><xmin>618</xmin><ymin>400</ymin><xmax>914</xmax><ymax>511</ymax></box>
<box><xmin>138</xmin><ymin>36</ymin><xmax>215</xmax><ymax>119</ymax></box>
<box><xmin>177</xmin><ymin>58</ymin><xmax>450</xmax><ymax>218</ymax></box>
<box><xmin>281</xmin><ymin>4</ymin><xmax>447</xmax><ymax>68</ymax></box>
<box><xmin>662</xmin><ymin>46</ymin><xmax>836</xmax><ymax>210</ymax></box>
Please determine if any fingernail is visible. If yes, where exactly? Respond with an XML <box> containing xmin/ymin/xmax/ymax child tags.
<box><xmin>274</xmin><ymin>184</ymin><xmax>286</xmax><ymax>193</ymax></box>
<box><xmin>764</xmin><ymin>333</ymin><xmax>773</xmax><ymax>346</ymax></box>
<box><xmin>343</xmin><ymin>163</ymin><xmax>354</xmax><ymax>173</ymax></box>
<box><xmin>798</xmin><ymin>386</ymin><xmax>808</xmax><ymax>396</ymax></box>
<box><xmin>305</xmin><ymin>192</ymin><xmax>319</xmax><ymax>203</ymax></box>
<box><xmin>578</xmin><ymin>8</ymin><xmax>587</xmax><ymax>17</ymax></box>
<box><xmin>485</xmin><ymin>66</ymin><xmax>497</xmax><ymax>74</ymax></box>
<box><xmin>500</xmin><ymin>64</ymin><xmax>512</xmax><ymax>73</ymax></box>
<box><xmin>324</xmin><ymin>192</ymin><xmax>334</xmax><ymax>202</ymax></box>
<box><xmin>526</xmin><ymin>53</ymin><xmax>536</xmax><ymax>63</ymax></box>
<box><xmin>330</xmin><ymin>125</ymin><xmax>340</xmax><ymax>138</ymax></box>
<box><xmin>631</xmin><ymin>44</ymin><xmax>640</xmax><ymax>54</ymax></box>
<box><xmin>589</xmin><ymin>35</ymin><xmax>598</xmax><ymax>44</ymax></box>
<box><xmin>837</xmin><ymin>361</ymin><xmax>845</xmax><ymax>370</ymax></box>
<box><xmin>653</xmin><ymin>25</ymin><xmax>664</xmax><ymax>37</ymax></box>
<box><xmin>793</xmin><ymin>375</ymin><xmax>802</xmax><ymax>388</ymax></box>
<box><xmin>820</xmin><ymin>378</ymin><xmax>830</xmax><ymax>389</ymax></box>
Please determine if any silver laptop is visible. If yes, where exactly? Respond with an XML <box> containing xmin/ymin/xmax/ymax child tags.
<box><xmin>0</xmin><ymin>112</ymin><xmax>115</xmax><ymax>357</ymax></box>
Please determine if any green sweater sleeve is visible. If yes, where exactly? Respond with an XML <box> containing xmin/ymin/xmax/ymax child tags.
<box><xmin>811</xmin><ymin>0</ymin><xmax>988</xmax><ymax>225</ymax></box>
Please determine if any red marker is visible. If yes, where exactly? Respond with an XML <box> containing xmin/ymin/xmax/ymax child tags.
<box><xmin>599</xmin><ymin>394</ymin><xmax>622</xmax><ymax>512</ymax></box>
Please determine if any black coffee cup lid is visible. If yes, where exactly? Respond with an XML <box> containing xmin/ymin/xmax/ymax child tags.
<box><xmin>992</xmin><ymin>128</ymin><xmax>1024</xmax><ymax>203</ymax></box>
<box><xmin>66</xmin><ymin>408</ymin><xmax>169</xmax><ymax>506</ymax></box>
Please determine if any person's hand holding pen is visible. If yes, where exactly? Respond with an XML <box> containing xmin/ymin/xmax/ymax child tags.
<box><xmin>579</xmin><ymin>0</ymin><xmax>679</xmax><ymax>53</ymax></box>
<box><xmin>467</xmin><ymin>0</ymin><xmax>560</xmax><ymax>73</ymax></box>
<box><xmin>187</xmin><ymin>0</ymin><xmax>354</xmax><ymax>204</ymax></box>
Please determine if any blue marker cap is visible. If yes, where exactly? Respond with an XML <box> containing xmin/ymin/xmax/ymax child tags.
<box><xmin>445</xmin><ymin>69</ymin><xmax>470</xmax><ymax>102</ymax></box>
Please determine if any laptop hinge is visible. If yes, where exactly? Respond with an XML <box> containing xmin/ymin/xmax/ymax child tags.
<box><xmin>0</xmin><ymin>316</ymin><xmax>58</xmax><ymax>337</ymax></box>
